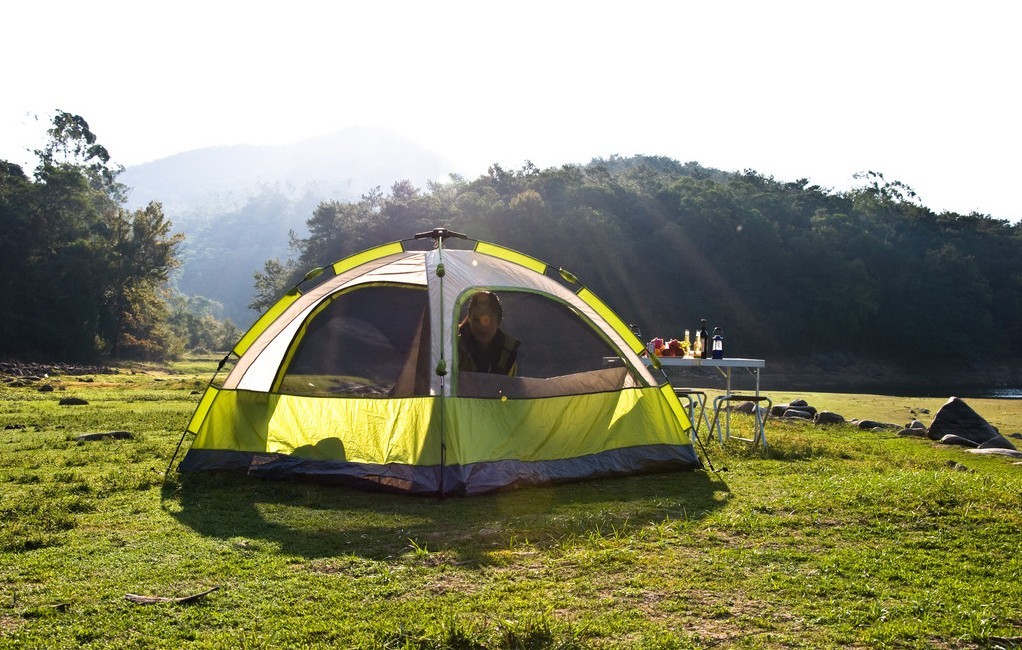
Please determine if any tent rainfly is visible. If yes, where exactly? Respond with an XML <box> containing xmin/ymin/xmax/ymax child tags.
<box><xmin>176</xmin><ymin>229</ymin><xmax>700</xmax><ymax>495</ymax></box>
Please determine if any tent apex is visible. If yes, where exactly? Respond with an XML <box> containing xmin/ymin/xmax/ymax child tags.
<box><xmin>413</xmin><ymin>227</ymin><xmax>468</xmax><ymax>243</ymax></box>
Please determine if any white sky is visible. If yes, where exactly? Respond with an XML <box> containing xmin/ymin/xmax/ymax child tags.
<box><xmin>2</xmin><ymin>0</ymin><xmax>1019</xmax><ymax>220</ymax></box>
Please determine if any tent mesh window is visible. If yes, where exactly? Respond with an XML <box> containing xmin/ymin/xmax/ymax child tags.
<box><xmin>276</xmin><ymin>284</ymin><xmax>431</xmax><ymax>397</ymax></box>
<box><xmin>458</xmin><ymin>291</ymin><xmax>641</xmax><ymax>398</ymax></box>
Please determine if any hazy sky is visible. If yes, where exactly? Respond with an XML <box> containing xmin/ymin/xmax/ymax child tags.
<box><xmin>3</xmin><ymin>1</ymin><xmax>1019</xmax><ymax>220</ymax></box>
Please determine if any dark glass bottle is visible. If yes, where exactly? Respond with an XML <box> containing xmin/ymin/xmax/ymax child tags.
<box><xmin>699</xmin><ymin>319</ymin><xmax>709</xmax><ymax>359</ymax></box>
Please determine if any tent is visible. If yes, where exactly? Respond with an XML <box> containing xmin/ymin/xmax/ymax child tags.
<box><xmin>176</xmin><ymin>229</ymin><xmax>699</xmax><ymax>495</ymax></box>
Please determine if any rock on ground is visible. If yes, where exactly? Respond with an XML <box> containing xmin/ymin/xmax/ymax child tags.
<box><xmin>928</xmin><ymin>397</ymin><xmax>1016</xmax><ymax>450</ymax></box>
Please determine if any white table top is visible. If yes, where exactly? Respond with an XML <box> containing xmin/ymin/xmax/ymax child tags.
<box><xmin>646</xmin><ymin>356</ymin><xmax>765</xmax><ymax>369</ymax></box>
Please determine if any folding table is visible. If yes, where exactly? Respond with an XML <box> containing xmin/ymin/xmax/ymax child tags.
<box><xmin>649</xmin><ymin>357</ymin><xmax>770</xmax><ymax>446</ymax></box>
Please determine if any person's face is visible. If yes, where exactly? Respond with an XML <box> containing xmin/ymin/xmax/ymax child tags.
<box><xmin>468</xmin><ymin>308</ymin><xmax>499</xmax><ymax>348</ymax></box>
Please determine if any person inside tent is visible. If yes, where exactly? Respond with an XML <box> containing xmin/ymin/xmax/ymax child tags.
<box><xmin>458</xmin><ymin>291</ymin><xmax>520</xmax><ymax>376</ymax></box>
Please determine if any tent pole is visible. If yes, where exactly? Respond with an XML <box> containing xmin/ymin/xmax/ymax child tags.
<box><xmin>432</xmin><ymin>231</ymin><xmax>451</xmax><ymax>498</ymax></box>
<box><xmin>163</xmin><ymin>352</ymin><xmax>232</xmax><ymax>482</ymax></box>
<box><xmin>693</xmin><ymin>425</ymin><xmax>722</xmax><ymax>472</ymax></box>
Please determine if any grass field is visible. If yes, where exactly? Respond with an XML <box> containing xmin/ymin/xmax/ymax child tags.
<box><xmin>2</xmin><ymin>357</ymin><xmax>1021</xmax><ymax>649</ymax></box>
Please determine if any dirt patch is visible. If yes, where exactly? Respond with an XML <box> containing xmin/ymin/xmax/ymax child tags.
<box><xmin>664</xmin><ymin>588</ymin><xmax>810</xmax><ymax>646</ymax></box>
<box><xmin>0</xmin><ymin>615</ymin><xmax>24</xmax><ymax>635</ymax></box>
<box><xmin>419</xmin><ymin>572</ymin><xmax>481</xmax><ymax>597</ymax></box>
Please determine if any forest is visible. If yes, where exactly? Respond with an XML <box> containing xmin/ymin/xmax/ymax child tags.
<box><xmin>3</xmin><ymin>111</ymin><xmax>1021</xmax><ymax>367</ymax></box>
<box><xmin>254</xmin><ymin>157</ymin><xmax>1022</xmax><ymax>365</ymax></box>
<box><xmin>0</xmin><ymin>112</ymin><xmax>239</xmax><ymax>361</ymax></box>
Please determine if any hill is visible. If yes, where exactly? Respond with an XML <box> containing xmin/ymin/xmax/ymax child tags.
<box><xmin>119</xmin><ymin>127</ymin><xmax>456</xmax><ymax>326</ymax></box>
<box><xmin>120</xmin><ymin>126</ymin><xmax>454</xmax><ymax>215</ymax></box>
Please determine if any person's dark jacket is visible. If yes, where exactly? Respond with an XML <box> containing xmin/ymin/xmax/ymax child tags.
<box><xmin>457</xmin><ymin>322</ymin><xmax>520</xmax><ymax>376</ymax></box>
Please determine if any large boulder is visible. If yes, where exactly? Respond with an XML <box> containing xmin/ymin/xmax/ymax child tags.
<box><xmin>732</xmin><ymin>401</ymin><xmax>758</xmax><ymax>415</ymax></box>
<box><xmin>771</xmin><ymin>399</ymin><xmax>816</xmax><ymax>417</ymax></box>
<box><xmin>927</xmin><ymin>397</ymin><xmax>1014</xmax><ymax>449</ymax></box>
<box><xmin>814</xmin><ymin>411</ymin><xmax>846</xmax><ymax>426</ymax></box>
<box><xmin>977</xmin><ymin>436</ymin><xmax>1018</xmax><ymax>450</ymax></box>
<box><xmin>855</xmin><ymin>419</ymin><xmax>900</xmax><ymax>431</ymax></box>
<box><xmin>783</xmin><ymin>409</ymin><xmax>813</xmax><ymax>420</ymax></box>
<box><xmin>939</xmin><ymin>434</ymin><xmax>978</xmax><ymax>447</ymax></box>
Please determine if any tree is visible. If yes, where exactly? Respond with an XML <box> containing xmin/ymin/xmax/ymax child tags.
<box><xmin>0</xmin><ymin>110</ymin><xmax>186</xmax><ymax>360</ymax></box>
<box><xmin>36</xmin><ymin>110</ymin><xmax>124</xmax><ymax>198</ymax></box>
<box><xmin>101</xmin><ymin>202</ymin><xmax>184</xmax><ymax>357</ymax></box>
<box><xmin>166</xmin><ymin>292</ymin><xmax>243</xmax><ymax>352</ymax></box>
<box><xmin>254</xmin><ymin>155</ymin><xmax>1022</xmax><ymax>368</ymax></box>
<box><xmin>250</xmin><ymin>257</ymin><xmax>297</xmax><ymax>313</ymax></box>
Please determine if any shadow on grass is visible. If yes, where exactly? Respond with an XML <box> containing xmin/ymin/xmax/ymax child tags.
<box><xmin>162</xmin><ymin>467</ymin><xmax>729</xmax><ymax>564</ymax></box>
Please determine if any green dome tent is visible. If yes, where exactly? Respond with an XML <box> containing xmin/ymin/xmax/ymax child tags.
<box><xmin>176</xmin><ymin>229</ymin><xmax>699</xmax><ymax>495</ymax></box>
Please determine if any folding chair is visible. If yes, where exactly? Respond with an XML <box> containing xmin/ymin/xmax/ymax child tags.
<box><xmin>673</xmin><ymin>388</ymin><xmax>713</xmax><ymax>442</ymax></box>
<box><xmin>709</xmin><ymin>394</ymin><xmax>772</xmax><ymax>446</ymax></box>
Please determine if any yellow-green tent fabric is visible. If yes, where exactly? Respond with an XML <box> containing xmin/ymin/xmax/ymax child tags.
<box><xmin>179</xmin><ymin>232</ymin><xmax>699</xmax><ymax>495</ymax></box>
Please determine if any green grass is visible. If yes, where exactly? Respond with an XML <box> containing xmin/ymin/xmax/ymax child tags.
<box><xmin>2</xmin><ymin>356</ymin><xmax>1021</xmax><ymax>648</ymax></box>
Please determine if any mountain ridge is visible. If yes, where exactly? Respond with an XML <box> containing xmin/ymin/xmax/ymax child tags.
<box><xmin>118</xmin><ymin>126</ymin><xmax>458</xmax><ymax>326</ymax></box>
<box><xmin>120</xmin><ymin>126</ymin><xmax>457</xmax><ymax>213</ymax></box>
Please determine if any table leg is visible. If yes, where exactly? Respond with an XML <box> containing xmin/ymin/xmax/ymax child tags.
<box><xmin>751</xmin><ymin>367</ymin><xmax>767</xmax><ymax>446</ymax></box>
